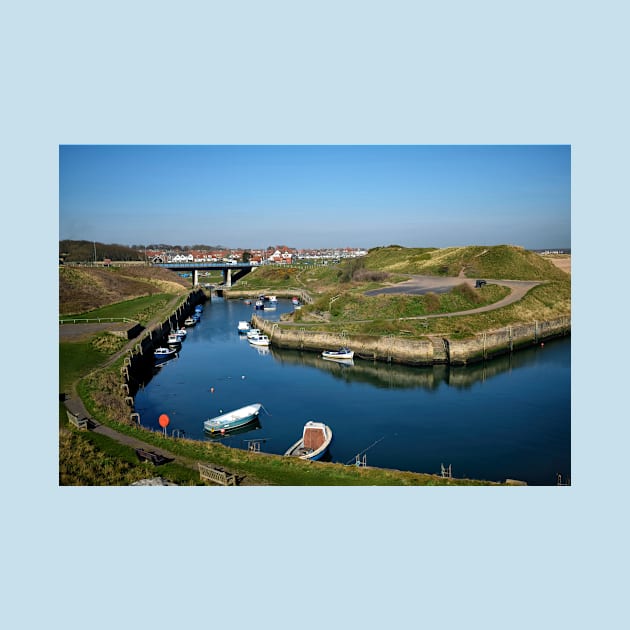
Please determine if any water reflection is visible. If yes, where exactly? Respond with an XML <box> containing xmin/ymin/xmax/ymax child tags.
<box><xmin>266</xmin><ymin>340</ymin><xmax>556</xmax><ymax>391</ymax></box>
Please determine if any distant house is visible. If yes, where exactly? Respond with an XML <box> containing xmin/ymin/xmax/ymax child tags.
<box><xmin>268</xmin><ymin>249</ymin><xmax>293</xmax><ymax>263</ymax></box>
<box><xmin>171</xmin><ymin>254</ymin><xmax>194</xmax><ymax>263</ymax></box>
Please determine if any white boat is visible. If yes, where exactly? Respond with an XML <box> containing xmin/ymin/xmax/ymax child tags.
<box><xmin>248</xmin><ymin>334</ymin><xmax>270</xmax><ymax>347</ymax></box>
<box><xmin>268</xmin><ymin>295</ymin><xmax>278</xmax><ymax>303</ymax></box>
<box><xmin>255</xmin><ymin>299</ymin><xmax>264</xmax><ymax>310</ymax></box>
<box><xmin>321</xmin><ymin>347</ymin><xmax>354</xmax><ymax>360</ymax></box>
<box><xmin>175</xmin><ymin>328</ymin><xmax>187</xmax><ymax>338</ymax></box>
<box><xmin>285</xmin><ymin>421</ymin><xmax>332</xmax><ymax>461</ymax></box>
<box><xmin>203</xmin><ymin>403</ymin><xmax>262</xmax><ymax>434</ymax></box>
<box><xmin>167</xmin><ymin>332</ymin><xmax>183</xmax><ymax>345</ymax></box>
<box><xmin>237</xmin><ymin>320</ymin><xmax>251</xmax><ymax>333</ymax></box>
<box><xmin>246</xmin><ymin>328</ymin><xmax>261</xmax><ymax>339</ymax></box>
<box><xmin>184</xmin><ymin>316</ymin><xmax>196</xmax><ymax>326</ymax></box>
<box><xmin>154</xmin><ymin>346</ymin><xmax>177</xmax><ymax>362</ymax></box>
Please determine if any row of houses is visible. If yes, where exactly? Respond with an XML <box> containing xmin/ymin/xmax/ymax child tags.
<box><xmin>144</xmin><ymin>246</ymin><xmax>367</xmax><ymax>265</ymax></box>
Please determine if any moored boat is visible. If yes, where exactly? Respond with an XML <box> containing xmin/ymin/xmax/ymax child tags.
<box><xmin>167</xmin><ymin>332</ymin><xmax>183</xmax><ymax>345</ymax></box>
<box><xmin>255</xmin><ymin>299</ymin><xmax>264</xmax><ymax>310</ymax></box>
<box><xmin>284</xmin><ymin>421</ymin><xmax>332</xmax><ymax>461</ymax></box>
<box><xmin>321</xmin><ymin>347</ymin><xmax>354</xmax><ymax>360</ymax></box>
<box><xmin>248</xmin><ymin>334</ymin><xmax>270</xmax><ymax>347</ymax></box>
<box><xmin>246</xmin><ymin>328</ymin><xmax>261</xmax><ymax>339</ymax></box>
<box><xmin>203</xmin><ymin>403</ymin><xmax>263</xmax><ymax>434</ymax></box>
<box><xmin>184</xmin><ymin>316</ymin><xmax>196</xmax><ymax>326</ymax></box>
<box><xmin>154</xmin><ymin>346</ymin><xmax>177</xmax><ymax>362</ymax></box>
<box><xmin>238</xmin><ymin>320</ymin><xmax>251</xmax><ymax>333</ymax></box>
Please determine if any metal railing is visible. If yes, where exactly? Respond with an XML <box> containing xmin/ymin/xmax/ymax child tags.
<box><xmin>59</xmin><ymin>317</ymin><xmax>138</xmax><ymax>325</ymax></box>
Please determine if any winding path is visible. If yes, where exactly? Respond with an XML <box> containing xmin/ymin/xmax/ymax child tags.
<box><xmin>365</xmin><ymin>275</ymin><xmax>542</xmax><ymax>319</ymax></box>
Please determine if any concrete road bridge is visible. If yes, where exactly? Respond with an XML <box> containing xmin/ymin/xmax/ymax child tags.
<box><xmin>151</xmin><ymin>261</ymin><xmax>255</xmax><ymax>287</ymax></box>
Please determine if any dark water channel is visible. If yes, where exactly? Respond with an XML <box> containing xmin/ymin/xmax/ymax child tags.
<box><xmin>134</xmin><ymin>296</ymin><xmax>571</xmax><ymax>485</ymax></box>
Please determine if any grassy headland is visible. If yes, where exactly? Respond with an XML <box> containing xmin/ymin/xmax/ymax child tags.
<box><xmin>231</xmin><ymin>245</ymin><xmax>570</xmax><ymax>339</ymax></box>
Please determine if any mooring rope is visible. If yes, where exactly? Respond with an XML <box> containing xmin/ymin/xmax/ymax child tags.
<box><xmin>345</xmin><ymin>435</ymin><xmax>386</xmax><ymax>465</ymax></box>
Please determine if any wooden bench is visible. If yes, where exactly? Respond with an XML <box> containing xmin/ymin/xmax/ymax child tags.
<box><xmin>66</xmin><ymin>410</ymin><xmax>88</xmax><ymax>430</ymax></box>
<box><xmin>198</xmin><ymin>462</ymin><xmax>237</xmax><ymax>486</ymax></box>
<box><xmin>135</xmin><ymin>448</ymin><xmax>173</xmax><ymax>466</ymax></box>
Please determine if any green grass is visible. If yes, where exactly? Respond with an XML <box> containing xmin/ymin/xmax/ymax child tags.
<box><xmin>59</xmin><ymin>426</ymin><xmax>200</xmax><ymax>485</ymax></box>
<box><xmin>59</xmin><ymin>340</ymin><xmax>111</xmax><ymax>394</ymax></box>
<box><xmin>364</xmin><ymin>244</ymin><xmax>567</xmax><ymax>280</ymax></box>
<box><xmin>63</xmin><ymin>293</ymin><xmax>180</xmax><ymax>325</ymax></box>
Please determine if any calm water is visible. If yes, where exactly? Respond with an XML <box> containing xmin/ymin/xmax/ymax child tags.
<box><xmin>134</xmin><ymin>296</ymin><xmax>571</xmax><ymax>485</ymax></box>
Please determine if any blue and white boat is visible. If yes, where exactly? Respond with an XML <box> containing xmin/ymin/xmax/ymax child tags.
<box><xmin>203</xmin><ymin>403</ymin><xmax>262</xmax><ymax>435</ymax></box>
<box><xmin>154</xmin><ymin>346</ymin><xmax>177</xmax><ymax>363</ymax></box>
<box><xmin>284</xmin><ymin>421</ymin><xmax>332</xmax><ymax>461</ymax></box>
<box><xmin>195</xmin><ymin>304</ymin><xmax>203</xmax><ymax>313</ymax></box>
<box><xmin>167</xmin><ymin>332</ymin><xmax>183</xmax><ymax>345</ymax></box>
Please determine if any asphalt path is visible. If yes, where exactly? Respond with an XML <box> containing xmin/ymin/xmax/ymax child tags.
<box><xmin>364</xmin><ymin>275</ymin><xmax>543</xmax><ymax>319</ymax></box>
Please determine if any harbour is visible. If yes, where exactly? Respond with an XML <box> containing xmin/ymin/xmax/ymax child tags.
<box><xmin>133</xmin><ymin>295</ymin><xmax>571</xmax><ymax>486</ymax></box>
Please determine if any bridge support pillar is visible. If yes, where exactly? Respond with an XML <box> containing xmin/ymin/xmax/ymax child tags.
<box><xmin>222</xmin><ymin>268</ymin><xmax>232</xmax><ymax>287</ymax></box>
<box><xmin>193</xmin><ymin>269</ymin><xmax>199</xmax><ymax>286</ymax></box>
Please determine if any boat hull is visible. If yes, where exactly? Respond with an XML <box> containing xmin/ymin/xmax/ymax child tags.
<box><xmin>203</xmin><ymin>403</ymin><xmax>262</xmax><ymax>434</ymax></box>
<box><xmin>285</xmin><ymin>422</ymin><xmax>332</xmax><ymax>460</ymax></box>
<box><xmin>322</xmin><ymin>349</ymin><xmax>354</xmax><ymax>360</ymax></box>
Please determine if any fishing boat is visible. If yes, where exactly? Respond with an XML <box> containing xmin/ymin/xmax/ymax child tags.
<box><xmin>248</xmin><ymin>334</ymin><xmax>270</xmax><ymax>347</ymax></box>
<box><xmin>291</xmin><ymin>296</ymin><xmax>300</xmax><ymax>305</ymax></box>
<box><xmin>284</xmin><ymin>421</ymin><xmax>332</xmax><ymax>461</ymax></box>
<box><xmin>194</xmin><ymin>304</ymin><xmax>203</xmax><ymax>313</ymax></box>
<box><xmin>255</xmin><ymin>299</ymin><xmax>265</xmax><ymax>310</ymax></box>
<box><xmin>174</xmin><ymin>328</ymin><xmax>187</xmax><ymax>338</ymax></box>
<box><xmin>238</xmin><ymin>320</ymin><xmax>251</xmax><ymax>333</ymax></box>
<box><xmin>321</xmin><ymin>347</ymin><xmax>354</xmax><ymax>360</ymax></box>
<box><xmin>184</xmin><ymin>316</ymin><xmax>196</xmax><ymax>326</ymax></box>
<box><xmin>167</xmin><ymin>332</ymin><xmax>183</xmax><ymax>345</ymax></box>
<box><xmin>154</xmin><ymin>346</ymin><xmax>177</xmax><ymax>362</ymax></box>
<box><xmin>203</xmin><ymin>403</ymin><xmax>262</xmax><ymax>434</ymax></box>
<box><xmin>246</xmin><ymin>328</ymin><xmax>262</xmax><ymax>339</ymax></box>
<box><xmin>268</xmin><ymin>295</ymin><xmax>278</xmax><ymax>303</ymax></box>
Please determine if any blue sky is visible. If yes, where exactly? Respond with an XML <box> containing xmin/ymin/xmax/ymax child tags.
<box><xmin>59</xmin><ymin>145</ymin><xmax>570</xmax><ymax>250</ymax></box>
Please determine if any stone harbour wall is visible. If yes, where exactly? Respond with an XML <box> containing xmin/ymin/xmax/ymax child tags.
<box><xmin>252</xmin><ymin>314</ymin><xmax>570</xmax><ymax>367</ymax></box>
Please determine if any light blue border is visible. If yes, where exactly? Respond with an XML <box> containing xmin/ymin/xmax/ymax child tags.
<box><xmin>4</xmin><ymin>1</ymin><xmax>622</xmax><ymax>628</ymax></box>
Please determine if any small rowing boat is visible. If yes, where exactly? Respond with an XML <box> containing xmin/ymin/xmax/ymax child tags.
<box><xmin>284</xmin><ymin>421</ymin><xmax>332</xmax><ymax>461</ymax></box>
